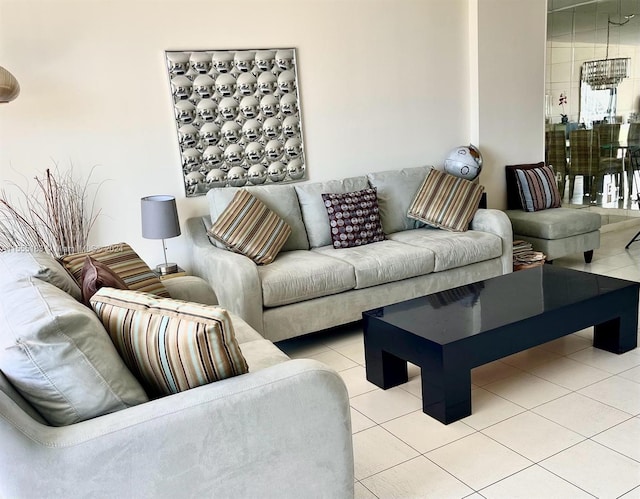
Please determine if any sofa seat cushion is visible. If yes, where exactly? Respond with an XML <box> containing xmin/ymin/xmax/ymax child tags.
<box><xmin>0</xmin><ymin>277</ymin><xmax>148</xmax><ymax>426</ymax></box>
<box><xmin>313</xmin><ymin>240</ymin><xmax>435</xmax><ymax>289</ymax></box>
<box><xmin>259</xmin><ymin>250</ymin><xmax>356</xmax><ymax>307</ymax></box>
<box><xmin>388</xmin><ymin>228</ymin><xmax>502</xmax><ymax>272</ymax></box>
<box><xmin>505</xmin><ymin>208</ymin><xmax>601</xmax><ymax>240</ymax></box>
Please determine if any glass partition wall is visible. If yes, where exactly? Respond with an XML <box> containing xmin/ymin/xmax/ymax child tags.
<box><xmin>546</xmin><ymin>0</ymin><xmax>640</xmax><ymax>216</ymax></box>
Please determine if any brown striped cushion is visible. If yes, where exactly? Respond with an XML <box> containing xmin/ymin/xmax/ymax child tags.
<box><xmin>514</xmin><ymin>165</ymin><xmax>562</xmax><ymax>212</ymax></box>
<box><xmin>407</xmin><ymin>169</ymin><xmax>485</xmax><ymax>232</ymax></box>
<box><xmin>208</xmin><ymin>189</ymin><xmax>291</xmax><ymax>265</ymax></box>
<box><xmin>60</xmin><ymin>243</ymin><xmax>170</xmax><ymax>298</ymax></box>
<box><xmin>90</xmin><ymin>288</ymin><xmax>249</xmax><ymax>397</ymax></box>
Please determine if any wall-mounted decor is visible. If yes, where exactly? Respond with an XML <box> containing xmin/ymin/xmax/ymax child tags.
<box><xmin>165</xmin><ymin>48</ymin><xmax>306</xmax><ymax>197</ymax></box>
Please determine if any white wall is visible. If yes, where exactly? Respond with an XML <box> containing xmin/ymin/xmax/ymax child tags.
<box><xmin>0</xmin><ymin>0</ymin><xmax>545</xmax><ymax>270</ymax></box>
<box><xmin>475</xmin><ymin>0</ymin><xmax>547</xmax><ymax>208</ymax></box>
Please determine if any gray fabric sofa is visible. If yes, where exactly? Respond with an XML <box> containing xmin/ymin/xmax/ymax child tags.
<box><xmin>0</xmin><ymin>252</ymin><xmax>354</xmax><ymax>499</ymax></box>
<box><xmin>187</xmin><ymin>166</ymin><xmax>514</xmax><ymax>342</ymax></box>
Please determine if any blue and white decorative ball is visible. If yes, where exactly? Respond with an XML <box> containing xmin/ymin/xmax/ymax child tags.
<box><xmin>443</xmin><ymin>144</ymin><xmax>483</xmax><ymax>181</ymax></box>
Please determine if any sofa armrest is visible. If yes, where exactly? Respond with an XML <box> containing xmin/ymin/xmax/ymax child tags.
<box><xmin>162</xmin><ymin>275</ymin><xmax>219</xmax><ymax>305</ymax></box>
<box><xmin>470</xmin><ymin>208</ymin><xmax>513</xmax><ymax>275</ymax></box>
<box><xmin>0</xmin><ymin>359</ymin><xmax>354</xmax><ymax>499</ymax></box>
<box><xmin>186</xmin><ymin>217</ymin><xmax>265</xmax><ymax>333</ymax></box>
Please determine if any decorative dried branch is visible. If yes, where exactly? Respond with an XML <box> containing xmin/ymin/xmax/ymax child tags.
<box><xmin>0</xmin><ymin>164</ymin><xmax>103</xmax><ymax>257</ymax></box>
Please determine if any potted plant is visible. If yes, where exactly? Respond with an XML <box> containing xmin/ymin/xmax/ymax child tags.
<box><xmin>559</xmin><ymin>93</ymin><xmax>569</xmax><ymax>124</ymax></box>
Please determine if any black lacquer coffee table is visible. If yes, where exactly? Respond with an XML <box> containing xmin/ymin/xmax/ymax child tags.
<box><xmin>363</xmin><ymin>266</ymin><xmax>639</xmax><ymax>424</ymax></box>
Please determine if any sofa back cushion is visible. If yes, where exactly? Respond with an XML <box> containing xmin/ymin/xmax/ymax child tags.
<box><xmin>207</xmin><ymin>184</ymin><xmax>309</xmax><ymax>251</ymax></box>
<box><xmin>0</xmin><ymin>276</ymin><xmax>148</xmax><ymax>426</ymax></box>
<box><xmin>0</xmin><ymin>250</ymin><xmax>82</xmax><ymax>301</ymax></box>
<box><xmin>367</xmin><ymin>166</ymin><xmax>432</xmax><ymax>234</ymax></box>
<box><xmin>294</xmin><ymin>176</ymin><xmax>369</xmax><ymax>248</ymax></box>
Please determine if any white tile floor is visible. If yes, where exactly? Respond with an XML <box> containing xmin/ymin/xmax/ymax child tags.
<box><xmin>277</xmin><ymin>223</ymin><xmax>640</xmax><ymax>498</ymax></box>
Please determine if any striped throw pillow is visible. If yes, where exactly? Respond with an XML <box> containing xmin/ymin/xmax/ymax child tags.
<box><xmin>514</xmin><ymin>165</ymin><xmax>561</xmax><ymax>212</ymax></box>
<box><xmin>90</xmin><ymin>288</ymin><xmax>249</xmax><ymax>397</ymax></box>
<box><xmin>60</xmin><ymin>243</ymin><xmax>170</xmax><ymax>298</ymax></box>
<box><xmin>208</xmin><ymin>189</ymin><xmax>291</xmax><ymax>265</ymax></box>
<box><xmin>407</xmin><ymin>169</ymin><xmax>485</xmax><ymax>232</ymax></box>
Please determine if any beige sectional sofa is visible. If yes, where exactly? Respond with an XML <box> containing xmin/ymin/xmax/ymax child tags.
<box><xmin>0</xmin><ymin>251</ymin><xmax>353</xmax><ymax>498</ymax></box>
<box><xmin>187</xmin><ymin>166</ymin><xmax>514</xmax><ymax>342</ymax></box>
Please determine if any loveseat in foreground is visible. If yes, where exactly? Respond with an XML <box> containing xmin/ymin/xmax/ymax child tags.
<box><xmin>0</xmin><ymin>251</ymin><xmax>354</xmax><ymax>499</ymax></box>
<box><xmin>187</xmin><ymin>166</ymin><xmax>514</xmax><ymax>342</ymax></box>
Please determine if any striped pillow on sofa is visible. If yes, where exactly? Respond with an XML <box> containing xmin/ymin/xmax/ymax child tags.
<box><xmin>90</xmin><ymin>288</ymin><xmax>248</xmax><ymax>397</ymax></box>
<box><xmin>60</xmin><ymin>243</ymin><xmax>170</xmax><ymax>298</ymax></box>
<box><xmin>407</xmin><ymin>169</ymin><xmax>485</xmax><ymax>232</ymax></box>
<box><xmin>514</xmin><ymin>165</ymin><xmax>561</xmax><ymax>212</ymax></box>
<box><xmin>208</xmin><ymin>189</ymin><xmax>291</xmax><ymax>265</ymax></box>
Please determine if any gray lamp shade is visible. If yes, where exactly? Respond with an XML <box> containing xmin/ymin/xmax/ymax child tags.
<box><xmin>141</xmin><ymin>195</ymin><xmax>181</xmax><ymax>239</ymax></box>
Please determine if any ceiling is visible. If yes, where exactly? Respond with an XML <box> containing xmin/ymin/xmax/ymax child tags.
<box><xmin>548</xmin><ymin>0</ymin><xmax>640</xmax><ymax>45</ymax></box>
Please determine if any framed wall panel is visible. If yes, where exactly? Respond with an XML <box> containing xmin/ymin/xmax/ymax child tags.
<box><xmin>165</xmin><ymin>48</ymin><xmax>306</xmax><ymax>196</ymax></box>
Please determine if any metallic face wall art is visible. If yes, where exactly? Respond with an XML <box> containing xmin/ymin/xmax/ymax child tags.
<box><xmin>165</xmin><ymin>48</ymin><xmax>306</xmax><ymax>196</ymax></box>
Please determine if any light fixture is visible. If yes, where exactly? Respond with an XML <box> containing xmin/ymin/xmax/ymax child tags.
<box><xmin>141</xmin><ymin>195</ymin><xmax>181</xmax><ymax>275</ymax></box>
<box><xmin>0</xmin><ymin>66</ymin><xmax>20</xmax><ymax>103</ymax></box>
<box><xmin>582</xmin><ymin>14</ymin><xmax>633</xmax><ymax>91</ymax></box>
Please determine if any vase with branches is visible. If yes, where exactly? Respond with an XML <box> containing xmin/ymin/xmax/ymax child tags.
<box><xmin>0</xmin><ymin>164</ymin><xmax>102</xmax><ymax>257</ymax></box>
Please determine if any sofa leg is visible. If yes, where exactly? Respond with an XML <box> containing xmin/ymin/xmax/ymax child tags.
<box><xmin>584</xmin><ymin>250</ymin><xmax>594</xmax><ymax>263</ymax></box>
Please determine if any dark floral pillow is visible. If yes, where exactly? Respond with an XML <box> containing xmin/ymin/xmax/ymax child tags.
<box><xmin>321</xmin><ymin>188</ymin><xmax>385</xmax><ymax>249</ymax></box>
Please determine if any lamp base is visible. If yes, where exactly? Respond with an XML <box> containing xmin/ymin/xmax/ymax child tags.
<box><xmin>155</xmin><ymin>262</ymin><xmax>179</xmax><ymax>275</ymax></box>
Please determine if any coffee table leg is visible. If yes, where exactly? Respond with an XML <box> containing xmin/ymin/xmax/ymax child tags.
<box><xmin>594</xmin><ymin>314</ymin><xmax>638</xmax><ymax>354</ymax></box>
<box><xmin>420</xmin><ymin>363</ymin><xmax>472</xmax><ymax>425</ymax></box>
<box><xmin>364</xmin><ymin>345</ymin><xmax>408</xmax><ymax>389</ymax></box>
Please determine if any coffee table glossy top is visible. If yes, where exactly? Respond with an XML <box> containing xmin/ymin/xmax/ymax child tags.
<box><xmin>366</xmin><ymin>266</ymin><xmax>639</xmax><ymax>346</ymax></box>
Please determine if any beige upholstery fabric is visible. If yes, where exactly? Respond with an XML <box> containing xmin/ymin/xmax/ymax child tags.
<box><xmin>367</xmin><ymin>166</ymin><xmax>432</xmax><ymax>234</ymax></box>
<box><xmin>162</xmin><ymin>275</ymin><xmax>219</xmax><ymax>306</ymax></box>
<box><xmin>258</xmin><ymin>250</ymin><xmax>356</xmax><ymax>307</ymax></box>
<box><xmin>313</xmin><ymin>240</ymin><xmax>435</xmax><ymax>289</ymax></box>
<box><xmin>294</xmin><ymin>176</ymin><xmax>369</xmax><ymax>248</ymax></box>
<box><xmin>388</xmin><ymin>228</ymin><xmax>502</xmax><ymax>272</ymax></box>
<box><xmin>0</xmin><ymin>250</ymin><xmax>81</xmax><ymax>301</ymax></box>
<box><xmin>207</xmin><ymin>184</ymin><xmax>309</xmax><ymax>251</ymax></box>
<box><xmin>0</xmin><ymin>277</ymin><xmax>148</xmax><ymax>426</ymax></box>
<box><xmin>240</xmin><ymin>339</ymin><xmax>291</xmax><ymax>371</ymax></box>
<box><xmin>513</xmin><ymin>231</ymin><xmax>601</xmax><ymax>262</ymax></box>
<box><xmin>505</xmin><ymin>208</ymin><xmax>601</xmax><ymax>240</ymax></box>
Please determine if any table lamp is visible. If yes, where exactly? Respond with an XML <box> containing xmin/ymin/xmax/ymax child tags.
<box><xmin>141</xmin><ymin>195</ymin><xmax>181</xmax><ymax>275</ymax></box>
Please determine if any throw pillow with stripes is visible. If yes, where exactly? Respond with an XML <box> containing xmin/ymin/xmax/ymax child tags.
<box><xmin>90</xmin><ymin>288</ymin><xmax>249</xmax><ymax>397</ymax></box>
<box><xmin>60</xmin><ymin>243</ymin><xmax>170</xmax><ymax>298</ymax></box>
<box><xmin>514</xmin><ymin>165</ymin><xmax>562</xmax><ymax>212</ymax></box>
<box><xmin>208</xmin><ymin>189</ymin><xmax>291</xmax><ymax>265</ymax></box>
<box><xmin>407</xmin><ymin>169</ymin><xmax>485</xmax><ymax>232</ymax></box>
